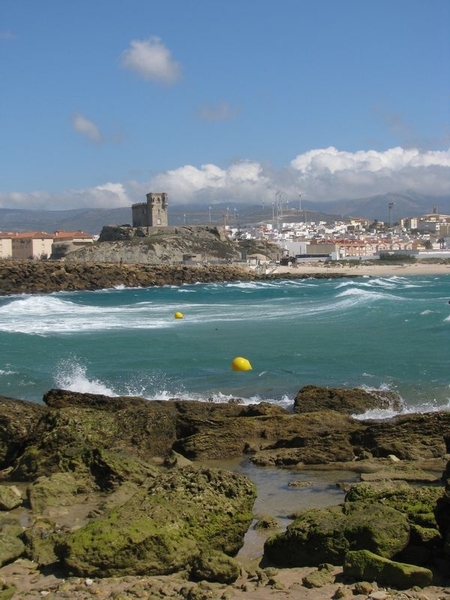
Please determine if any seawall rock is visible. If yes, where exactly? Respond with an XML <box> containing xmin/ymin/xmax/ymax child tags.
<box><xmin>0</xmin><ymin>260</ymin><xmax>351</xmax><ymax>295</ymax></box>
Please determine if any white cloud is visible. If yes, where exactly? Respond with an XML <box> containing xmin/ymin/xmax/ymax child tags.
<box><xmin>72</xmin><ymin>113</ymin><xmax>102</xmax><ymax>143</ymax></box>
<box><xmin>119</xmin><ymin>37</ymin><xmax>181</xmax><ymax>85</ymax></box>
<box><xmin>1</xmin><ymin>147</ymin><xmax>449</xmax><ymax>211</ymax></box>
<box><xmin>197</xmin><ymin>101</ymin><xmax>240</xmax><ymax>122</ymax></box>
<box><xmin>290</xmin><ymin>146</ymin><xmax>450</xmax><ymax>174</ymax></box>
<box><xmin>0</xmin><ymin>183</ymin><xmax>132</xmax><ymax>211</ymax></box>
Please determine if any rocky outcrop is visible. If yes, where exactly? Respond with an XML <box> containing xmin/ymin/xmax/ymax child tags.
<box><xmin>0</xmin><ymin>389</ymin><xmax>449</xmax><ymax>589</ymax></box>
<box><xmin>2</xmin><ymin>390</ymin><xmax>449</xmax><ymax>480</ymax></box>
<box><xmin>294</xmin><ymin>384</ymin><xmax>402</xmax><ymax>415</ymax></box>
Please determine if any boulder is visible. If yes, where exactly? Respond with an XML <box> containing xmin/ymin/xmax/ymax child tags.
<box><xmin>0</xmin><ymin>535</ymin><xmax>25</xmax><ymax>568</ymax></box>
<box><xmin>0</xmin><ymin>516</ymin><xmax>25</xmax><ymax>567</ymax></box>
<box><xmin>302</xmin><ymin>563</ymin><xmax>335</xmax><ymax>588</ymax></box>
<box><xmin>343</xmin><ymin>549</ymin><xmax>433</xmax><ymax>589</ymax></box>
<box><xmin>351</xmin><ymin>412</ymin><xmax>450</xmax><ymax>460</ymax></box>
<box><xmin>264</xmin><ymin>501</ymin><xmax>410</xmax><ymax>567</ymax></box>
<box><xmin>60</xmin><ymin>466</ymin><xmax>256</xmax><ymax>577</ymax></box>
<box><xmin>22</xmin><ymin>518</ymin><xmax>66</xmax><ymax>567</ymax></box>
<box><xmin>27</xmin><ymin>472</ymin><xmax>80</xmax><ymax>514</ymax></box>
<box><xmin>0</xmin><ymin>485</ymin><xmax>22</xmax><ymax>510</ymax></box>
<box><xmin>190</xmin><ymin>549</ymin><xmax>240</xmax><ymax>584</ymax></box>
<box><xmin>294</xmin><ymin>385</ymin><xmax>402</xmax><ymax>415</ymax></box>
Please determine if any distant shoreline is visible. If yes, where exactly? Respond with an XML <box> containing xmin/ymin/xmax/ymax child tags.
<box><xmin>268</xmin><ymin>260</ymin><xmax>450</xmax><ymax>278</ymax></box>
<box><xmin>0</xmin><ymin>259</ymin><xmax>449</xmax><ymax>296</ymax></box>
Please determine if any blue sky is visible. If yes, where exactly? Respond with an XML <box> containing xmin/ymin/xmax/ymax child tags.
<box><xmin>1</xmin><ymin>0</ymin><xmax>449</xmax><ymax>210</ymax></box>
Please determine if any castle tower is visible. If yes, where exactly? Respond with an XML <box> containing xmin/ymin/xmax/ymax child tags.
<box><xmin>132</xmin><ymin>192</ymin><xmax>168</xmax><ymax>228</ymax></box>
<box><xmin>146</xmin><ymin>192</ymin><xmax>168</xmax><ymax>227</ymax></box>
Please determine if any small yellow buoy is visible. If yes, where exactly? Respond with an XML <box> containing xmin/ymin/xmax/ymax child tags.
<box><xmin>174</xmin><ymin>311</ymin><xmax>184</xmax><ymax>319</ymax></box>
<box><xmin>231</xmin><ymin>356</ymin><xmax>252</xmax><ymax>371</ymax></box>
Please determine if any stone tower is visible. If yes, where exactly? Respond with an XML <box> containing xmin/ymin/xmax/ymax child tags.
<box><xmin>132</xmin><ymin>193</ymin><xmax>168</xmax><ymax>228</ymax></box>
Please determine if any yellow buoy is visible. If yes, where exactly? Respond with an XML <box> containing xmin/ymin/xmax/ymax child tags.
<box><xmin>174</xmin><ymin>311</ymin><xmax>184</xmax><ymax>319</ymax></box>
<box><xmin>231</xmin><ymin>356</ymin><xmax>252</xmax><ymax>371</ymax></box>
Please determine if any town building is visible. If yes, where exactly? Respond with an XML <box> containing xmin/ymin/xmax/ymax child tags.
<box><xmin>11</xmin><ymin>232</ymin><xmax>54</xmax><ymax>260</ymax></box>
<box><xmin>0</xmin><ymin>230</ymin><xmax>94</xmax><ymax>259</ymax></box>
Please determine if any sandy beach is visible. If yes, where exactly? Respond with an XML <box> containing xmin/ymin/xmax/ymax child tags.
<box><xmin>271</xmin><ymin>260</ymin><xmax>450</xmax><ymax>278</ymax></box>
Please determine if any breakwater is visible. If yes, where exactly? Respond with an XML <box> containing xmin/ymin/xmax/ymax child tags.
<box><xmin>0</xmin><ymin>260</ymin><xmax>349</xmax><ymax>295</ymax></box>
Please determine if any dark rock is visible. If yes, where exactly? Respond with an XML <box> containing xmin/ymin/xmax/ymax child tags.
<box><xmin>294</xmin><ymin>384</ymin><xmax>402</xmax><ymax>415</ymax></box>
<box><xmin>351</xmin><ymin>412</ymin><xmax>450</xmax><ymax>460</ymax></box>
<box><xmin>0</xmin><ymin>396</ymin><xmax>47</xmax><ymax>469</ymax></box>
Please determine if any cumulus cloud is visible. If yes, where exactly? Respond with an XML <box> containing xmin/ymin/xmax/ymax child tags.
<box><xmin>119</xmin><ymin>37</ymin><xmax>181</xmax><ymax>84</ymax></box>
<box><xmin>197</xmin><ymin>101</ymin><xmax>240</xmax><ymax>122</ymax></box>
<box><xmin>72</xmin><ymin>113</ymin><xmax>102</xmax><ymax>143</ymax></box>
<box><xmin>290</xmin><ymin>146</ymin><xmax>450</xmax><ymax>174</ymax></box>
<box><xmin>146</xmin><ymin>147</ymin><xmax>450</xmax><ymax>205</ymax></box>
<box><xmin>1</xmin><ymin>147</ymin><xmax>449</xmax><ymax>211</ymax></box>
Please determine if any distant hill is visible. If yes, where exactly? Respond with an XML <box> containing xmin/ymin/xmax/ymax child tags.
<box><xmin>0</xmin><ymin>193</ymin><xmax>448</xmax><ymax>235</ymax></box>
<box><xmin>315</xmin><ymin>192</ymin><xmax>450</xmax><ymax>223</ymax></box>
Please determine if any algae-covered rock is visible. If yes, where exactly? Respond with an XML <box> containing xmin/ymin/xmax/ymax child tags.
<box><xmin>27</xmin><ymin>472</ymin><xmax>79</xmax><ymax>514</ymax></box>
<box><xmin>264</xmin><ymin>501</ymin><xmax>410</xmax><ymax>567</ymax></box>
<box><xmin>343</xmin><ymin>549</ymin><xmax>433</xmax><ymax>589</ymax></box>
<box><xmin>190</xmin><ymin>549</ymin><xmax>240</xmax><ymax>583</ymax></box>
<box><xmin>0</xmin><ymin>535</ymin><xmax>25</xmax><ymax>567</ymax></box>
<box><xmin>301</xmin><ymin>563</ymin><xmax>335</xmax><ymax>588</ymax></box>
<box><xmin>60</xmin><ymin>466</ymin><xmax>256</xmax><ymax>577</ymax></box>
<box><xmin>22</xmin><ymin>518</ymin><xmax>66</xmax><ymax>567</ymax></box>
<box><xmin>12</xmin><ymin>406</ymin><xmax>161</xmax><ymax>489</ymax></box>
<box><xmin>0</xmin><ymin>485</ymin><xmax>22</xmax><ymax>510</ymax></box>
<box><xmin>344</xmin><ymin>481</ymin><xmax>443</xmax><ymax>528</ymax></box>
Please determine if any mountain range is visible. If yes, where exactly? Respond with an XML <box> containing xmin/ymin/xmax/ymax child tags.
<box><xmin>0</xmin><ymin>192</ymin><xmax>448</xmax><ymax>235</ymax></box>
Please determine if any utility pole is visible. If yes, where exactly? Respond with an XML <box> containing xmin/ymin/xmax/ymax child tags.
<box><xmin>388</xmin><ymin>202</ymin><xmax>395</xmax><ymax>228</ymax></box>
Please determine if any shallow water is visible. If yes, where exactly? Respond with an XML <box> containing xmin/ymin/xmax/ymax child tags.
<box><xmin>204</xmin><ymin>457</ymin><xmax>357</xmax><ymax>560</ymax></box>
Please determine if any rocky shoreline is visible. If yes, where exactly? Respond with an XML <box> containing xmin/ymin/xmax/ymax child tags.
<box><xmin>1</xmin><ymin>386</ymin><xmax>449</xmax><ymax>599</ymax></box>
<box><xmin>0</xmin><ymin>260</ymin><xmax>352</xmax><ymax>295</ymax></box>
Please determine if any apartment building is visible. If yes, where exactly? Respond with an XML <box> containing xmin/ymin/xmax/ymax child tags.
<box><xmin>11</xmin><ymin>232</ymin><xmax>54</xmax><ymax>259</ymax></box>
<box><xmin>0</xmin><ymin>234</ymin><xmax>13</xmax><ymax>259</ymax></box>
<box><xmin>0</xmin><ymin>230</ymin><xmax>94</xmax><ymax>259</ymax></box>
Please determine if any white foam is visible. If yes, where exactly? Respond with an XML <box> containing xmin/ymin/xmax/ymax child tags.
<box><xmin>54</xmin><ymin>359</ymin><xmax>118</xmax><ymax>396</ymax></box>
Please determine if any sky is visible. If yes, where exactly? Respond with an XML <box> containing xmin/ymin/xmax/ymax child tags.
<box><xmin>1</xmin><ymin>0</ymin><xmax>449</xmax><ymax>211</ymax></box>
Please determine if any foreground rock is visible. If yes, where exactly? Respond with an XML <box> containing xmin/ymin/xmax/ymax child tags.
<box><xmin>0</xmin><ymin>388</ymin><xmax>449</xmax><ymax>596</ymax></box>
<box><xmin>61</xmin><ymin>466</ymin><xmax>255</xmax><ymax>577</ymax></box>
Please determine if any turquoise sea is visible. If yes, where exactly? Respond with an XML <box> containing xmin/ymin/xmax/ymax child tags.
<box><xmin>1</xmin><ymin>273</ymin><xmax>449</xmax><ymax>418</ymax></box>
